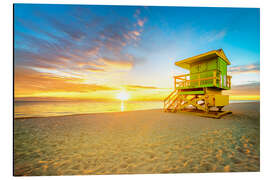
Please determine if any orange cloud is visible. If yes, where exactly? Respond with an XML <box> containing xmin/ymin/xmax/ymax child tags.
<box><xmin>137</xmin><ymin>18</ymin><xmax>147</xmax><ymax>27</ymax></box>
<box><xmin>223</xmin><ymin>82</ymin><xmax>260</xmax><ymax>96</ymax></box>
<box><xmin>124</xmin><ymin>84</ymin><xmax>161</xmax><ymax>91</ymax></box>
<box><xmin>15</xmin><ymin>10</ymin><xmax>145</xmax><ymax>77</ymax></box>
<box><xmin>229</xmin><ymin>63</ymin><xmax>260</xmax><ymax>74</ymax></box>
<box><xmin>15</xmin><ymin>67</ymin><xmax>117</xmax><ymax>97</ymax></box>
<box><xmin>98</xmin><ymin>58</ymin><xmax>133</xmax><ymax>71</ymax></box>
<box><xmin>76</xmin><ymin>57</ymin><xmax>134</xmax><ymax>72</ymax></box>
<box><xmin>83</xmin><ymin>47</ymin><xmax>99</xmax><ymax>57</ymax></box>
<box><xmin>84</xmin><ymin>67</ymin><xmax>105</xmax><ymax>72</ymax></box>
<box><xmin>124</xmin><ymin>30</ymin><xmax>141</xmax><ymax>41</ymax></box>
<box><xmin>14</xmin><ymin>67</ymin><xmax>171</xmax><ymax>101</ymax></box>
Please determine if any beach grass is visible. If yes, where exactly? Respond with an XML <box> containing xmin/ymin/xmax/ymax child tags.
<box><xmin>14</xmin><ymin>102</ymin><xmax>260</xmax><ymax>176</ymax></box>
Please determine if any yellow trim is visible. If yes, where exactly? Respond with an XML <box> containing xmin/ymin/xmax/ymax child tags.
<box><xmin>175</xmin><ymin>49</ymin><xmax>231</xmax><ymax>70</ymax></box>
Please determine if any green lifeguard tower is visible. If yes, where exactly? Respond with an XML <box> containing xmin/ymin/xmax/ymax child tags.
<box><xmin>164</xmin><ymin>49</ymin><xmax>232</xmax><ymax>118</ymax></box>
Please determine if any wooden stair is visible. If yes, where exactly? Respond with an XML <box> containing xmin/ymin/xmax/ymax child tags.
<box><xmin>164</xmin><ymin>89</ymin><xmax>179</xmax><ymax>112</ymax></box>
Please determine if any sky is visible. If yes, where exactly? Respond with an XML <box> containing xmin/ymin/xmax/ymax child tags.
<box><xmin>14</xmin><ymin>4</ymin><xmax>260</xmax><ymax>101</ymax></box>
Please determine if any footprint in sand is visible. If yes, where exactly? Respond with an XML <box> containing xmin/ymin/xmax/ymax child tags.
<box><xmin>119</xmin><ymin>163</ymin><xmax>128</xmax><ymax>169</ymax></box>
<box><xmin>231</xmin><ymin>157</ymin><xmax>242</xmax><ymax>164</ymax></box>
<box><xmin>224</xmin><ymin>165</ymin><xmax>230</xmax><ymax>172</ymax></box>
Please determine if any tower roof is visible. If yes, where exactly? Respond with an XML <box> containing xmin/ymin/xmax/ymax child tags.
<box><xmin>175</xmin><ymin>49</ymin><xmax>231</xmax><ymax>70</ymax></box>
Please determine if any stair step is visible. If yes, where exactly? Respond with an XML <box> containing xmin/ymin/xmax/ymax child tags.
<box><xmin>164</xmin><ymin>90</ymin><xmax>180</xmax><ymax>112</ymax></box>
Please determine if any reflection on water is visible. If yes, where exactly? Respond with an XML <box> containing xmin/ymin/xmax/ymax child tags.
<box><xmin>14</xmin><ymin>100</ymin><xmax>259</xmax><ymax>118</ymax></box>
<box><xmin>121</xmin><ymin>101</ymin><xmax>124</xmax><ymax>112</ymax></box>
<box><xmin>14</xmin><ymin>100</ymin><xmax>163</xmax><ymax>118</ymax></box>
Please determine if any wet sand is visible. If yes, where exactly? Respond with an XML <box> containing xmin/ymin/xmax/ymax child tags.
<box><xmin>14</xmin><ymin>102</ymin><xmax>260</xmax><ymax>176</ymax></box>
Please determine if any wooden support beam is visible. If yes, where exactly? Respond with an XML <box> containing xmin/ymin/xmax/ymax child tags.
<box><xmin>213</xmin><ymin>71</ymin><xmax>216</xmax><ymax>86</ymax></box>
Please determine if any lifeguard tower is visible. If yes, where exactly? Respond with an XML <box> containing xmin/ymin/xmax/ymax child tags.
<box><xmin>164</xmin><ymin>49</ymin><xmax>232</xmax><ymax>118</ymax></box>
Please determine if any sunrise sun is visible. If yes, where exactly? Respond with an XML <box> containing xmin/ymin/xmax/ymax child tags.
<box><xmin>116</xmin><ymin>91</ymin><xmax>130</xmax><ymax>101</ymax></box>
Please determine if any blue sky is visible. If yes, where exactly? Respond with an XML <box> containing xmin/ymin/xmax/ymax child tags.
<box><xmin>14</xmin><ymin>4</ymin><xmax>260</xmax><ymax>100</ymax></box>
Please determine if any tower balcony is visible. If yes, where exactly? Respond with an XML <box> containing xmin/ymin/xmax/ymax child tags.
<box><xmin>174</xmin><ymin>70</ymin><xmax>231</xmax><ymax>90</ymax></box>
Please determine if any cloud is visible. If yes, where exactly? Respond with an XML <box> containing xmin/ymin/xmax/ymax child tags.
<box><xmin>84</xmin><ymin>66</ymin><xmax>105</xmax><ymax>72</ymax></box>
<box><xmin>137</xmin><ymin>18</ymin><xmax>147</xmax><ymax>27</ymax></box>
<box><xmin>14</xmin><ymin>67</ymin><xmax>117</xmax><ymax>96</ymax></box>
<box><xmin>124</xmin><ymin>30</ymin><xmax>141</xmax><ymax>41</ymax></box>
<box><xmin>229</xmin><ymin>63</ymin><xmax>260</xmax><ymax>74</ymax></box>
<box><xmin>14</xmin><ymin>48</ymin><xmax>71</xmax><ymax>70</ymax></box>
<box><xmin>224</xmin><ymin>82</ymin><xmax>260</xmax><ymax>96</ymax></box>
<box><xmin>15</xmin><ymin>6</ymin><xmax>148</xmax><ymax>77</ymax></box>
<box><xmin>124</xmin><ymin>84</ymin><xmax>162</xmax><ymax>91</ymax></box>
<box><xmin>39</xmin><ymin>12</ymin><xmax>86</xmax><ymax>41</ymax></box>
<box><xmin>200</xmin><ymin>30</ymin><xmax>227</xmax><ymax>42</ymax></box>
<box><xmin>76</xmin><ymin>57</ymin><xmax>134</xmax><ymax>72</ymax></box>
<box><xmin>134</xmin><ymin>9</ymin><xmax>141</xmax><ymax>18</ymax></box>
<box><xmin>14</xmin><ymin>5</ymin><xmax>150</xmax><ymax>98</ymax></box>
<box><xmin>99</xmin><ymin>58</ymin><xmax>133</xmax><ymax>71</ymax></box>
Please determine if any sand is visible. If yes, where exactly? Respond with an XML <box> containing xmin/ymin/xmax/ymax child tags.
<box><xmin>14</xmin><ymin>102</ymin><xmax>260</xmax><ymax>176</ymax></box>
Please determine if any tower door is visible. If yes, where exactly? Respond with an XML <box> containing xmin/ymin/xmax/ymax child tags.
<box><xmin>218</xmin><ymin>58</ymin><xmax>227</xmax><ymax>88</ymax></box>
<box><xmin>223</xmin><ymin>75</ymin><xmax>226</xmax><ymax>88</ymax></box>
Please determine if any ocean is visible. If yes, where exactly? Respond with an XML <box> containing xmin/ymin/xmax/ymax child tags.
<box><xmin>14</xmin><ymin>100</ymin><xmax>259</xmax><ymax>118</ymax></box>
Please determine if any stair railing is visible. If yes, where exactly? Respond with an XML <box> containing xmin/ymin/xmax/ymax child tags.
<box><xmin>164</xmin><ymin>89</ymin><xmax>178</xmax><ymax>111</ymax></box>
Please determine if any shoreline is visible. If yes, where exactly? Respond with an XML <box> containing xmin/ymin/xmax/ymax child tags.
<box><xmin>14</xmin><ymin>108</ymin><xmax>162</xmax><ymax>120</ymax></box>
<box><xmin>14</xmin><ymin>101</ymin><xmax>259</xmax><ymax>120</ymax></box>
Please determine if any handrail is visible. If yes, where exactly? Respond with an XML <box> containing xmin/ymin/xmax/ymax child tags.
<box><xmin>164</xmin><ymin>92</ymin><xmax>178</xmax><ymax>106</ymax></box>
<box><xmin>177</xmin><ymin>76</ymin><xmax>215</xmax><ymax>82</ymax></box>
<box><xmin>174</xmin><ymin>70</ymin><xmax>231</xmax><ymax>89</ymax></box>
<box><xmin>164</xmin><ymin>89</ymin><xmax>178</xmax><ymax>110</ymax></box>
<box><xmin>174</xmin><ymin>69</ymin><xmax>219</xmax><ymax>79</ymax></box>
<box><xmin>164</xmin><ymin>89</ymin><xmax>177</xmax><ymax>102</ymax></box>
<box><xmin>166</xmin><ymin>95</ymin><xmax>179</xmax><ymax>110</ymax></box>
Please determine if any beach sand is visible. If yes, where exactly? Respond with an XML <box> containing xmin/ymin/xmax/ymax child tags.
<box><xmin>14</xmin><ymin>102</ymin><xmax>260</xmax><ymax>176</ymax></box>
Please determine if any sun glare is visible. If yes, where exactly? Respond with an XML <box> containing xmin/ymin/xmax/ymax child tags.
<box><xmin>116</xmin><ymin>91</ymin><xmax>130</xmax><ymax>101</ymax></box>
